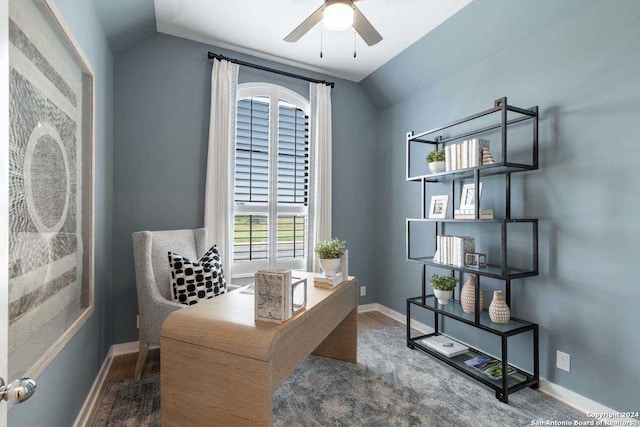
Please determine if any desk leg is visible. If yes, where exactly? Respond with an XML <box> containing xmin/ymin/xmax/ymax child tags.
<box><xmin>312</xmin><ymin>307</ymin><xmax>357</xmax><ymax>363</ymax></box>
<box><xmin>161</xmin><ymin>337</ymin><xmax>273</xmax><ymax>426</ymax></box>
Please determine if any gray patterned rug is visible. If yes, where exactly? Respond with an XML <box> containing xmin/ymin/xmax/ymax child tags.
<box><xmin>92</xmin><ymin>326</ymin><xmax>589</xmax><ymax>426</ymax></box>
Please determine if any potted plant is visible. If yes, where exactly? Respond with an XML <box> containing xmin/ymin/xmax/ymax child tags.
<box><xmin>430</xmin><ymin>274</ymin><xmax>458</xmax><ymax>305</ymax></box>
<box><xmin>314</xmin><ymin>238</ymin><xmax>346</xmax><ymax>277</ymax></box>
<box><xmin>426</xmin><ymin>149</ymin><xmax>446</xmax><ymax>174</ymax></box>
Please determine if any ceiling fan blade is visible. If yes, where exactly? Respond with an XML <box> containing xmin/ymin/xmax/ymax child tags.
<box><xmin>284</xmin><ymin>5</ymin><xmax>323</xmax><ymax>42</ymax></box>
<box><xmin>353</xmin><ymin>4</ymin><xmax>382</xmax><ymax>46</ymax></box>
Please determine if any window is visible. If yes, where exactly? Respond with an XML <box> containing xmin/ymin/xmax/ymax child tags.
<box><xmin>232</xmin><ymin>83</ymin><xmax>311</xmax><ymax>277</ymax></box>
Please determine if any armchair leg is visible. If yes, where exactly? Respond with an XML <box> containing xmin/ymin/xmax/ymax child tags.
<box><xmin>134</xmin><ymin>341</ymin><xmax>150</xmax><ymax>382</ymax></box>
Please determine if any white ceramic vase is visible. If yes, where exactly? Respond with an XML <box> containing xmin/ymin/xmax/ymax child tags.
<box><xmin>433</xmin><ymin>289</ymin><xmax>453</xmax><ymax>305</ymax></box>
<box><xmin>319</xmin><ymin>258</ymin><xmax>341</xmax><ymax>277</ymax></box>
<box><xmin>428</xmin><ymin>161</ymin><xmax>446</xmax><ymax>174</ymax></box>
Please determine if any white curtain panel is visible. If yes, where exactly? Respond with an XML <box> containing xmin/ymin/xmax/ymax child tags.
<box><xmin>203</xmin><ymin>59</ymin><xmax>239</xmax><ymax>277</ymax></box>
<box><xmin>307</xmin><ymin>83</ymin><xmax>333</xmax><ymax>272</ymax></box>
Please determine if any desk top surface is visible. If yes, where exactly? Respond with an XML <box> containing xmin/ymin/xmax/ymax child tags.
<box><xmin>161</xmin><ymin>272</ymin><xmax>357</xmax><ymax>361</ymax></box>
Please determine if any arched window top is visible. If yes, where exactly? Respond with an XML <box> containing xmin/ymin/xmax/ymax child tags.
<box><xmin>237</xmin><ymin>82</ymin><xmax>310</xmax><ymax>115</ymax></box>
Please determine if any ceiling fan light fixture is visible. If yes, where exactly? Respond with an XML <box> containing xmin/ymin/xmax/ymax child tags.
<box><xmin>323</xmin><ymin>1</ymin><xmax>354</xmax><ymax>31</ymax></box>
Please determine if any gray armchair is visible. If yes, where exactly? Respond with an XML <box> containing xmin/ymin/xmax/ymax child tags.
<box><xmin>132</xmin><ymin>228</ymin><xmax>236</xmax><ymax>382</ymax></box>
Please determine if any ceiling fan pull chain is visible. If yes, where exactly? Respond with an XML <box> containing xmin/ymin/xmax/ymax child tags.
<box><xmin>353</xmin><ymin>28</ymin><xmax>357</xmax><ymax>58</ymax></box>
<box><xmin>320</xmin><ymin>25</ymin><xmax>323</xmax><ymax>58</ymax></box>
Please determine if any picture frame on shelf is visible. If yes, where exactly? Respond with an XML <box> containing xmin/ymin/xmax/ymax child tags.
<box><xmin>460</xmin><ymin>183</ymin><xmax>483</xmax><ymax>210</ymax></box>
<box><xmin>428</xmin><ymin>195</ymin><xmax>448</xmax><ymax>219</ymax></box>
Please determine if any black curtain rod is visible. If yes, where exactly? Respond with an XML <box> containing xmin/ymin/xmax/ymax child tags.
<box><xmin>208</xmin><ymin>52</ymin><xmax>335</xmax><ymax>88</ymax></box>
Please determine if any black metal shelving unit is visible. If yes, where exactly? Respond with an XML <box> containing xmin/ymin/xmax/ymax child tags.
<box><xmin>405</xmin><ymin>97</ymin><xmax>540</xmax><ymax>403</ymax></box>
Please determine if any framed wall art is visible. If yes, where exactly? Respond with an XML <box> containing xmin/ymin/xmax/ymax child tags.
<box><xmin>8</xmin><ymin>0</ymin><xmax>94</xmax><ymax>379</ymax></box>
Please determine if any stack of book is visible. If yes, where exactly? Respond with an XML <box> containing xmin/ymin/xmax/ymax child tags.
<box><xmin>464</xmin><ymin>355</ymin><xmax>517</xmax><ymax>380</ymax></box>
<box><xmin>433</xmin><ymin>235</ymin><xmax>475</xmax><ymax>267</ymax></box>
<box><xmin>420</xmin><ymin>335</ymin><xmax>469</xmax><ymax>358</ymax></box>
<box><xmin>314</xmin><ymin>273</ymin><xmax>345</xmax><ymax>289</ymax></box>
<box><xmin>314</xmin><ymin>250</ymin><xmax>349</xmax><ymax>289</ymax></box>
<box><xmin>254</xmin><ymin>269</ymin><xmax>294</xmax><ymax>323</ymax></box>
<box><xmin>454</xmin><ymin>209</ymin><xmax>494</xmax><ymax>219</ymax></box>
<box><xmin>445</xmin><ymin>138</ymin><xmax>493</xmax><ymax>171</ymax></box>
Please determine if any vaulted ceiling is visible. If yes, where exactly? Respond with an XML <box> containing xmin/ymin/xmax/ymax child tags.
<box><xmin>94</xmin><ymin>0</ymin><xmax>472</xmax><ymax>82</ymax></box>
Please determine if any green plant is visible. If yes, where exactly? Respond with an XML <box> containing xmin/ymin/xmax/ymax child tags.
<box><xmin>314</xmin><ymin>238</ymin><xmax>346</xmax><ymax>259</ymax></box>
<box><xmin>430</xmin><ymin>274</ymin><xmax>458</xmax><ymax>291</ymax></box>
<box><xmin>426</xmin><ymin>149</ymin><xmax>445</xmax><ymax>163</ymax></box>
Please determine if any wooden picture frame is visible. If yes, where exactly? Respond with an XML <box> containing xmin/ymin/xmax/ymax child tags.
<box><xmin>428</xmin><ymin>195</ymin><xmax>448</xmax><ymax>219</ymax></box>
<box><xmin>7</xmin><ymin>0</ymin><xmax>94</xmax><ymax>380</ymax></box>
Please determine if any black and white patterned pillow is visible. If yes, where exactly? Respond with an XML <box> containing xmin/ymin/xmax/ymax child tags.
<box><xmin>168</xmin><ymin>245</ymin><xmax>227</xmax><ymax>306</ymax></box>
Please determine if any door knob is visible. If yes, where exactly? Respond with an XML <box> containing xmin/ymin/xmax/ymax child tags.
<box><xmin>0</xmin><ymin>377</ymin><xmax>36</xmax><ymax>404</ymax></box>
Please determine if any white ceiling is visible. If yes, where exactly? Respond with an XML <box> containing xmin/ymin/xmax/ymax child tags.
<box><xmin>154</xmin><ymin>0</ymin><xmax>473</xmax><ymax>82</ymax></box>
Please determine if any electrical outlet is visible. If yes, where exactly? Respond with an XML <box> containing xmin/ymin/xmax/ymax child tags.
<box><xmin>556</xmin><ymin>350</ymin><xmax>570</xmax><ymax>372</ymax></box>
<box><xmin>136</xmin><ymin>315</ymin><xmax>140</xmax><ymax>330</ymax></box>
<box><xmin>360</xmin><ymin>286</ymin><xmax>366</xmax><ymax>297</ymax></box>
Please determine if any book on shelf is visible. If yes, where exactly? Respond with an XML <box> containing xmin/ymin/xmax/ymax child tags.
<box><xmin>434</xmin><ymin>235</ymin><xmax>475</xmax><ymax>267</ymax></box>
<box><xmin>454</xmin><ymin>209</ymin><xmax>494</xmax><ymax>219</ymax></box>
<box><xmin>444</xmin><ymin>139</ymin><xmax>492</xmax><ymax>171</ymax></box>
<box><xmin>464</xmin><ymin>355</ymin><xmax>517</xmax><ymax>380</ymax></box>
<box><xmin>421</xmin><ymin>335</ymin><xmax>469</xmax><ymax>358</ymax></box>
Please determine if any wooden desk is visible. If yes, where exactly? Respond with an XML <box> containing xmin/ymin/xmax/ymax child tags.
<box><xmin>160</xmin><ymin>274</ymin><xmax>358</xmax><ymax>426</ymax></box>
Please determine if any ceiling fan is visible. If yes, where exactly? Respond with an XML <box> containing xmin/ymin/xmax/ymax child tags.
<box><xmin>284</xmin><ymin>0</ymin><xmax>383</xmax><ymax>47</ymax></box>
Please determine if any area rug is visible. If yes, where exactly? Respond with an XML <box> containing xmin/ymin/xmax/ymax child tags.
<box><xmin>92</xmin><ymin>326</ymin><xmax>589</xmax><ymax>426</ymax></box>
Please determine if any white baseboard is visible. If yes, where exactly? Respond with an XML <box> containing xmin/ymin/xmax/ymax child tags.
<box><xmin>357</xmin><ymin>303</ymin><xmax>378</xmax><ymax>313</ymax></box>
<box><xmin>539</xmin><ymin>379</ymin><xmax>639</xmax><ymax>425</ymax></box>
<box><xmin>359</xmin><ymin>302</ymin><xmax>434</xmax><ymax>335</ymax></box>
<box><xmin>75</xmin><ymin>305</ymin><xmax>636</xmax><ymax>427</ymax></box>
<box><xmin>72</xmin><ymin>347</ymin><xmax>114</xmax><ymax>427</ymax></box>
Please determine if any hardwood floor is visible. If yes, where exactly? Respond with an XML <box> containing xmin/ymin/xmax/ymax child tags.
<box><xmin>87</xmin><ymin>311</ymin><xmax>400</xmax><ymax>425</ymax></box>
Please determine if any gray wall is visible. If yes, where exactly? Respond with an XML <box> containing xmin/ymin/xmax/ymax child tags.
<box><xmin>112</xmin><ymin>33</ymin><xmax>378</xmax><ymax>343</ymax></box>
<box><xmin>8</xmin><ymin>0</ymin><xmax>113</xmax><ymax>426</ymax></box>
<box><xmin>367</xmin><ymin>0</ymin><xmax>639</xmax><ymax>412</ymax></box>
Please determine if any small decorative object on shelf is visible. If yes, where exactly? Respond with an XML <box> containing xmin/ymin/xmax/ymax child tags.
<box><xmin>465</xmin><ymin>252</ymin><xmax>487</xmax><ymax>268</ymax></box>
<box><xmin>421</xmin><ymin>335</ymin><xmax>469</xmax><ymax>358</ymax></box>
<box><xmin>428</xmin><ymin>195</ymin><xmax>448</xmax><ymax>219</ymax></box>
<box><xmin>459</xmin><ymin>183</ymin><xmax>483</xmax><ymax>211</ymax></box>
<box><xmin>426</xmin><ymin>149</ymin><xmax>446</xmax><ymax>174</ymax></box>
<box><xmin>454</xmin><ymin>209</ymin><xmax>494</xmax><ymax>220</ymax></box>
<box><xmin>489</xmin><ymin>291</ymin><xmax>511</xmax><ymax>324</ymax></box>
<box><xmin>315</xmin><ymin>238</ymin><xmax>346</xmax><ymax>277</ymax></box>
<box><xmin>430</xmin><ymin>274</ymin><xmax>457</xmax><ymax>305</ymax></box>
<box><xmin>460</xmin><ymin>275</ymin><xmax>484</xmax><ymax>314</ymax></box>
<box><xmin>482</xmin><ymin>147</ymin><xmax>495</xmax><ymax>165</ymax></box>
<box><xmin>464</xmin><ymin>355</ymin><xmax>516</xmax><ymax>380</ymax></box>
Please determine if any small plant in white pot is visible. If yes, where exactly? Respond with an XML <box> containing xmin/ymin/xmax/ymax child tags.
<box><xmin>426</xmin><ymin>149</ymin><xmax>446</xmax><ymax>174</ymax></box>
<box><xmin>430</xmin><ymin>274</ymin><xmax>457</xmax><ymax>305</ymax></box>
<box><xmin>314</xmin><ymin>238</ymin><xmax>346</xmax><ymax>277</ymax></box>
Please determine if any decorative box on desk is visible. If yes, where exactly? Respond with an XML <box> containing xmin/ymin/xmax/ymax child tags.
<box><xmin>255</xmin><ymin>270</ymin><xmax>307</xmax><ymax>323</ymax></box>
